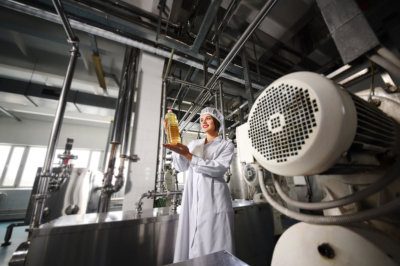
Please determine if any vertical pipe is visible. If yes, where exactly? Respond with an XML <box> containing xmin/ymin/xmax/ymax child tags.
<box><xmin>98</xmin><ymin>143</ymin><xmax>118</xmax><ymax>212</ymax></box>
<box><xmin>218</xmin><ymin>82</ymin><xmax>226</xmax><ymax>139</ymax></box>
<box><xmin>241</xmin><ymin>50</ymin><xmax>254</xmax><ymax>108</ymax></box>
<box><xmin>179</xmin><ymin>0</ymin><xmax>278</xmax><ymax>130</ymax></box>
<box><xmin>102</xmin><ymin>121</ymin><xmax>114</xmax><ymax>172</ymax></box>
<box><xmin>111</xmin><ymin>49</ymin><xmax>131</xmax><ymax>143</ymax></box>
<box><xmin>156</xmin><ymin>80</ymin><xmax>167</xmax><ymax>193</ymax></box>
<box><xmin>30</xmin><ymin>45</ymin><xmax>79</xmax><ymax>229</ymax></box>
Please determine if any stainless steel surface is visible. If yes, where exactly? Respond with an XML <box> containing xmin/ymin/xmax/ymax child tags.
<box><xmin>26</xmin><ymin>168</ymin><xmax>103</xmax><ymax>224</ymax></box>
<box><xmin>179</xmin><ymin>0</ymin><xmax>278</xmax><ymax>131</ymax></box>
<box><xmin>167</xmin><ymin>250</ymin><xmax>248</xmax><ymax>266</ymax></box>
<box><xmin>228</xmin><ymin>152</ymin><xmax>250</xmax><ymax>200</ymax></box>
<box><xmin>31</xmin><ymin>0</ymin><xmax>80</xmax><ymax>227</ymax></box>
<box><xmin>99</xmin><ymin>48</ymin><xmax>140</xmax><ymax>212</ymax></box>
<box><xmin>23</xmin><ymin>201</ymin><xmax>274</xmax><ymax>266</ymax></box>
<box><xmin>136</xmin><ymin>190</ymin><xmax>183</xmax><ymax>214</ymax></box>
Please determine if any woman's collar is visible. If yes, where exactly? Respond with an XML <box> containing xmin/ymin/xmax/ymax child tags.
<box><xmin>204</xmin><ymin>136</ymin><xmax>222</xmax><ymax>144</ymax></box>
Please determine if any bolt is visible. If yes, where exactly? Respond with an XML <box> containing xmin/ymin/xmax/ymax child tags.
<box><xmin>318</xmin><ymin>243</ymin><xmax>335</xmax><ymax>259</ymax></box>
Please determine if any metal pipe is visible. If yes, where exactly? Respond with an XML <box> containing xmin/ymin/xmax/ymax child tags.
<box><xmin>369</xmin><ymin>54</ymin><xmax>400</xmax><ymax>79</ymax></box>
<box><xmin>102</xmin><ymin>121</ymin><xmax>114</xmax><ymax>171</ymax></box>
<box><xmin>167</xmin><ymin>77</ymin><xmax>210</xmax><ymax>91</ymax></box>
<box><xmin>0</xmin><ymin>0</ymin><xmax>265</xmax><ymax>92</ymax></box>
<box><xmin>99</xmin><ymin>48</ymin><xmax>140</xmax><ymax>212</ymax></box>
<box><xmin>156</xmin><ymin>81</ymin><xmax>167</xmax><ymax>193</ymax></box>
<box><xmin>211</xmin><ymin>0</ymin><xmax>241</xmax><ymax>43</ymax></box>
<box><xmin>136</xmin><ymin>190</ymin><xmax>183</xmax><ymax>214</ymax></box>
<box><xmin>179</xmin><ymin>0</ymin><xmax>278</xmax><ymax>130</ymax></box>
<box><xmin>52</xmin><ymin>0</ymin><xmax>77</xmax><ymax>44</ymax></box>
<box><xmin>377</xmin><ymin>47</ymin><xmax>400</xmax><ymax>69</ymax></box>
<box><xmin>241</xmin><ymin>50</ymin><xmax>254</xmax><ymax>108</ymax></box>
<box><xmin>98</xmin><ymin>142</ymin><xmax>118</xmax><ymax>212</ymax></box>
<box><xmin>191</xmin><ymin>0</ymin><xmax>222</xmax><ymax>52</ymax></box>
<box><xmin>225</xmin><ymin>101</ymin><xmax>248</xmax><ymax>120</ymax></box>
<box><xmin>155</xmin><ymin>50</ymin><xmax>175</xmax><ymax>193</ymax></box>
<box><xmin>30</xmin><ymin>0</ymin><xmax>79</xmax><ymax>229</ymax></box>
<box><xmin>121</xmin><ymin>49</ymin><xmax>139</xmax><ymax>156</ymax></box>
<box><xmin>218</xmin><ymin>82</ymin><xmax>226</xmax><ymax>139</ymax></box>
<box><xmin>170</xmin><ymin>67</ymin><xmax>195</xmax><ymax>109</ymax></box>
<box><xmin>111</xmin><ymin>49</ymin><xmax>131</xmax><ymax>144</ymax></box>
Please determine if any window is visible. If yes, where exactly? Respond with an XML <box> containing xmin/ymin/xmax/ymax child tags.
<box><xmin>2</xmin><ymin>147</ymin><xmax>25</xmax><ymax>186</ymax></box>
<box><xmin>89</xmin><ymin>151</ymin><xmax>101</xmax><ymax>171</ymax></box>
<box><xmin>0</xmin><ymin>144</ymin><xmax>103</xmax><ymax>188</ymax></box>
<box><xmin>0</xmin><ymin>145</ymin><xmax>11</xmax><ymax>179</ymax></box>
<box><xmin>20</xmin><ymin>147</ymin><xmax>46</xmax><ymax>187</ymax></box>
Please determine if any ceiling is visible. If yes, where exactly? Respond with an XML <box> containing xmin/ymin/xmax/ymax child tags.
<box><xmin>0</xmin><ymin>0</ymin><xmax>399</xmax><ymax>130</ymax></box>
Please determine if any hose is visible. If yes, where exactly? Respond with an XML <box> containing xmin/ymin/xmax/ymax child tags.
<box><xmin>259</xmin><ymin>161</ymin><xmax>400</xmax><ymax>225</ymax></box>
<box><xmin>272</xmin><ymin>161</ymin><xmax>400</xmax><ymax>210</ymax></box>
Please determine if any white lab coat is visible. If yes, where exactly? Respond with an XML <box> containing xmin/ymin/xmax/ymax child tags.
<box><xmin>172</xmin><ymin>136</ymin><xmax>235</xmax><ymax>262</ymax></box>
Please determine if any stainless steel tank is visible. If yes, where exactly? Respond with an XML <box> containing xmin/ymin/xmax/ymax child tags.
<box><xmin>21</xmin><ymin>201</ymin><xmax>274</xmax><ymax>266</ymax></box>
<box><xmin>228</xmin><ymin>151</ymin><xmax>251</xmax><ymax>200</ymax></box>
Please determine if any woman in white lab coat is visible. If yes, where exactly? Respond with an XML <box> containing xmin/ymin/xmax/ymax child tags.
<box><xmin>164</xmin><ymin>107</ymin><xmax>235</xmax><ymax>262</ymax></box>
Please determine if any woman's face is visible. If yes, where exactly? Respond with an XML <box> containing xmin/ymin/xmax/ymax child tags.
<box><xmin>200</xmin><ymin>114</ymin><xmax>216</xmax><ymax>133</ymax></box>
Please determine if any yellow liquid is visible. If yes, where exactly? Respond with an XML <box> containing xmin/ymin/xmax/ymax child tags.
<box><xmin>167</xmin><ymin>124</ymin><xmax>181</xmax><ymax>144</ymax></box>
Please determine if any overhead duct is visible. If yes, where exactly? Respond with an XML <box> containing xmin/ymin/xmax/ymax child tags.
<box><xmin>247</xmin><ymin>72</ymin><xmax>400</xmax><ymax>176</ymax></box>
<box><xmin>316</xmin><ymin>0</ymin><xmax>379</xmax><ymax>64</ymax></box>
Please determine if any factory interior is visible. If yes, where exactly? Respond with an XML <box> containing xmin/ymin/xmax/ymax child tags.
<box><xmin>0</xmin><ymin>0</ymin><xmax>400</xmax><ymax>265</ymax></box>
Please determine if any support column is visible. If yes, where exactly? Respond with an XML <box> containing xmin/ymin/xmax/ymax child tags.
<box><xmin>123</xmin><ymin>52</ymin><xmax>164</xmax><ymax>211</ymax></box>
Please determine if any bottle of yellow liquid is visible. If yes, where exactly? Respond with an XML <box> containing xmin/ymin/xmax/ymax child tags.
<box><xmin>165</xmin><ymin>109</ymin><xmax>181</xmax><ymax>145</ymax></box>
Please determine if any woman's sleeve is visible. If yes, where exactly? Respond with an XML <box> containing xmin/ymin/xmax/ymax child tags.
<box><xmin>171</xmin><ymin>143</ymin><xmax>191</xmax><ymax>172</ymax></box>
<box><xmin>190</xmin><ymin>142</ymin><xmax>234</xmax><ymax>178</ymax></box>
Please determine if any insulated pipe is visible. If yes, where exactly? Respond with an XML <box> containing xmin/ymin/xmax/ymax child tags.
<box><xmin>272</xmin><ymin>171</ymin><xmax>399</xmax><ymax>210</ymax></box>
<box><xmin>259</xmin><ymin>160</ymin><xmax>400</xmax><ymax>225</ymax></box>
<box><xmin>179</xmin><ymin>0</ymin><xmax>278</xmax><ymax>130</ymax></box>
<box><xmin>369</xmin><ymin>54</ymin><xmax>400</xmax><ymax>79</ymax></box>
<box><xmin>377</xmin><ymin>47</ymin><xmax>400</xmax><ymax>69</ymax></box>
<box><xmin>30</xmin><ymin>0</ymin><xmax>79</xmax><ymax>229</ymax></box>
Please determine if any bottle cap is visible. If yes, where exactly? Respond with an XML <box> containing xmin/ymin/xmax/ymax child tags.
<box><xmin>167</xmin><ymin>109</ymin><xmax>172</xmax><ymax>113</ymax></box>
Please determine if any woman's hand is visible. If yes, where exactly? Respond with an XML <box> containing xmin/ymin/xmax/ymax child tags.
<box><xmin>164</xmin><ymin>143</ymin><xmax>192</xmax><ymax>161</ymax></box>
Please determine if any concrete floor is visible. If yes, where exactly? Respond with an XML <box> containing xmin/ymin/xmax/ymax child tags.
<box><xmin>0</xmin><ymin>221</ymin><xmax>28</xmax><ymax>266</ymax></box>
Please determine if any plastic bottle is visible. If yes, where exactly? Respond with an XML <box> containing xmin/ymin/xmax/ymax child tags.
<box><xmin>165</xmin><ymin>109</ymin><xmax>181</xmax><ymax>145</ymax></box>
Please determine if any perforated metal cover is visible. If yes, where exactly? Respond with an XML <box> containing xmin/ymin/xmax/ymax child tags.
<box><xmin>248</xmin><ymin>84</ymin><xmax>319</xmax><ymax>163</ymax></box>
<box><xmin>247</xmin><ymin>72</ymin><xmax>357</xmax><ymax>176</ymax></box>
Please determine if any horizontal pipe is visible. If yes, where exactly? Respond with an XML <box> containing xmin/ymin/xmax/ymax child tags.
<box><xmin>1</xmin><ymin>0</ymin><xmax>265</xmax><ymax>91</ymax></box>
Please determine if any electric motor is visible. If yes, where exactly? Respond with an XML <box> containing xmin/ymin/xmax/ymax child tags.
<box><xmin>247</xmin><ymin>72</ymin><xmax>400</xmax><ymax>176</ymax></box>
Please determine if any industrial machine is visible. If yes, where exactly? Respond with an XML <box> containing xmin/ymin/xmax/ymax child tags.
<box><xmin>237</xmin><ymin>71</ymin><xmax>400</xmax><ymax>265</ymax></box>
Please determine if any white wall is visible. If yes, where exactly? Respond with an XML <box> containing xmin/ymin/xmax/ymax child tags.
<box><xmin>0</xmin><ymin>116</ymin><xmax>109</xmax><ymax>150</ymax></box>
<box><xmin>123</xmin><ymin>52</ymin><xmax>164</xmax><ymax>211</ymax></box>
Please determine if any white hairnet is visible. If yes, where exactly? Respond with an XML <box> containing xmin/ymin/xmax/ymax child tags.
<box><xmin>200</xmin><ymin>107</ymin><xmax>224</xmax><ymax>132</ymax></box>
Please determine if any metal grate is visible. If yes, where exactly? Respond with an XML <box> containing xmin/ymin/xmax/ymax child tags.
<box><xmin>248</xmin><ymin>83</ymin><xmax>319</xmax><ymax>163</ymax></box>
